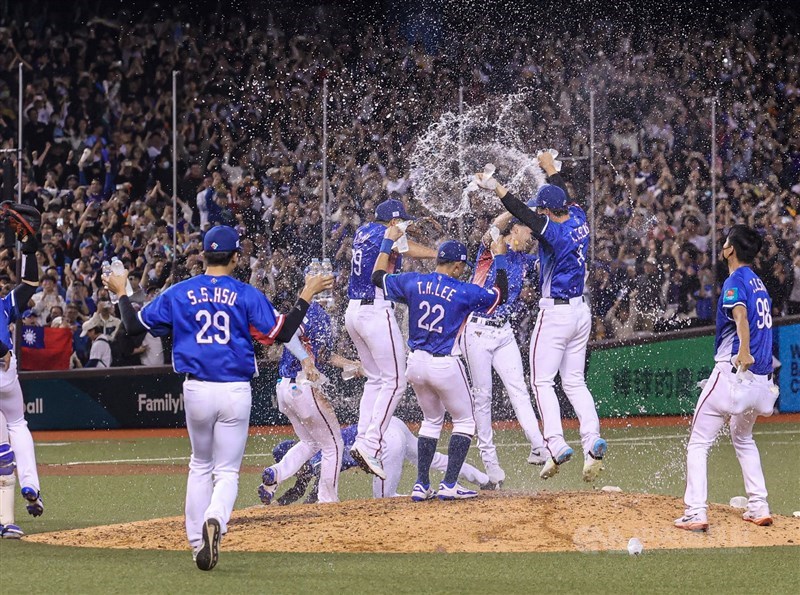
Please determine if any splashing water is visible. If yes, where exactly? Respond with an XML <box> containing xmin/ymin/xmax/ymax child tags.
<box><xmin>409</xmin><ymin>92</ymin><xmax>547</xmax><ymax>218</ymax></box>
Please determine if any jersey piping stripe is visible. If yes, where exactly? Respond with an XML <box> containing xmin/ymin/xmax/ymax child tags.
<box><xmin>689</xmin><ymin>368</ymin><xmax>721</xmax><ymax>439</ymax></box>
<box><xmin>457</xmin><ymin>359</ymin><xmax>476</xmax><ymax>432</ymax></box>
<box><xmin>374</xmin><ymin>309</ymin><xmax>400</xmax><ymax>459</ymax></box>
<box><xmin>137</xmin><ymin>310</ymin><xmax>151</xmax><ymax>330</ymax></box>
<box><xmin>310</xmin><ymin>388</ymin><xmax>340</xmax><ymax>491</ymax></box>
<box><xmin>485</xmin><ymin>286</ymin><xmax>502</xmax><ymax>315</ymax></box>
<box><xmin>267</xmin><ymin>313</ymin><xmax>286</xmax><ymax>340</ymax></box>
<box><xmin>530</xmin><ymin>310</ymin><xmax>552</xmax><ymax>457</ymax></box>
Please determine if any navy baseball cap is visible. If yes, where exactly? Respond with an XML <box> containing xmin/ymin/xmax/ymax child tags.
<box><xmin>526</xmin><ymin>184</ymin><xmax>567</xmax><ymax>210</ymax></box>
<box><xmin>273</xmin><ymin>439</ymin><xmax>296</xmax><ymax>463</ymax></box>
<box><xmin>203</xmin><ymin>225</ymin><xmax>240</xmax><ymax>252</ymax></box>
<box><xmin>437</xmin><ymin>240</ymin><xmax>471</xmax><ymax>266</ymax></box>
<box><xmin>375</xmin><ymin>199</ymin><xmax>415</xmax><ymax>222</ymax></box>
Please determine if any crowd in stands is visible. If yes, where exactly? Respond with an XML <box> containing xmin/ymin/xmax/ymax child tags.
<box><xmin>0</xmin><ymin>1</ymin><xmax>798</xmax><ymax>370</ymax></box>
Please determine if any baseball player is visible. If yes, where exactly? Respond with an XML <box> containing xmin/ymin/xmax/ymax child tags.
<box><xmin>474</xmin><ymin>152</ymin><xmax>607</xmax><ymax>482</ymax></box>
<box><xmin>0</xmin><ymin>204</ymin><xmax>46</xmax><ymax>534</ymax></box>
<box><xmin>463</xmin><ymin>212</ymin><xmax>548</xmax><ymax>487</ymax></box>
<box><xmin>346</xmin><ymin>198</ymin><xmax>437</xmax><ymax>479</ymax></box>
<box><xmin>105</xmin><ymin>225</ymin><xmax>332</xmax><ymax>571</ymax></box>
<box><xmin>256</xmin><ymin>301</ymin><xmax>360</xmax><ymax>505</ymax></box>
<box><xmin>676</xmin><ymin>225</ymin><xmax>777</xmax><ymax>532</ymax></box>
<box><xmin>373</xmin><ymin>228</ymin><xmax>508</xmax><ymax>501</ymax></box>
<box><xmin>266</xmin><ymin>417</ymin><xmax>489</xmax><ymax>504</ymax></box>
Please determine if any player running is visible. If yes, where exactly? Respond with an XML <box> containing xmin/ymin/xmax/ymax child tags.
<box><xmin>256</xmin><ymin>300</ymin><xmax>360</xmax><ymax>505</ymax></box>
<box><xmin>105</xmin><ymin>225</ymin><xmax>332</xmax><ymax>571</ymax></box>
<box><xmin>675</xmin><ymin>225</ymin><xmax>778</xmax><ymax>532</ymax></box>
<box><xmin>0</xmin><ymin>205</ymin><xmax>45</xmax><ymax>538</ymax></box>
<box><xmin>346</xmin><ymin>198</ymin><xmax>437</xmax><ymax>480</ymax></box>
<box><xmin>463</xmin><ymin>212</ymin><xmax>548</xmax><ymax>488</ymax></box>
<box><xmin>372</xmin><ymin>227</ymin><xmax>508</xmax><ymax>501</ymax></box>
<box><xmin>474</xmin><ymin>151</ymin><xmax>607</xmax><ymax>482</ymax></box>
<box><xmin>265</xmin><ymin>417</ymin><xmax>489</xmax><ymax>504</ymax></box>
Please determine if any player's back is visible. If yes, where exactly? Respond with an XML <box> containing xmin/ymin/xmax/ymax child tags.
<box><xmin>348</xmin><ymin>222</ymin><xmax>401</xmax><ymax>300</ymax></box>
<box><xmin>538</xmin><ymin>204</ymin><xmax>589</xmax><ymax>300</ymax></box>
<box><xmin>278</xmin><ymin>302</ymin><xmax>333</xmax><ymax>378</ymax></box>
<box><xmin>141</xmin><ymin>274</ymin><xmax>278</xmax><ymax>382</ymax></box>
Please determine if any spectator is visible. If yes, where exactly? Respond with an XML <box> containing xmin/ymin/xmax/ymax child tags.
<box><xmin>82</xmin><ymin>320</ymin><xmax>112</xmax><ymax>368</ymax></box>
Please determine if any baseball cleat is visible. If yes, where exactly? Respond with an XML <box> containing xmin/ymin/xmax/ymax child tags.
<box><xmin>258</xmin><ymin>467</ymin><xmax>278</xmax><ymax>504</ymax></box>
<box><xmin>411</xmin><ymin>483</ymin><xmax>436</xmax><ymax>502</ymax></box>
<box><xmin>582</xmin><ymin>456</ymin><xmax>605</xmax><ymax>482</ymax></box>
<box><xmin>437</xmin><ymin>481</ymin><xmax>478</xmax><ymax>500</ymax></box>
<box><xmin>527</xmin><ymin>446</ymin><xmax>548</xmax><ymax>466</ymax></box>
<box><xmin>1</xmin><ymin>523</ymin><xmax>24</xmax><ymax>539</ymax></box>
<box><xmin>742</xmin><ymin>509</ymin><xmax>773</xmax><ymax>526</ymax></box>
<box><xmin>589</xmin><ymin>438</ymin><xmax>608</xmax><ymax>460</ymax></box>
<box><xmin>479</xmin><ymin>480</ymin><xmax>503</xmax><ymax>491</ymax></box>
<box><xmin>350</xmin><ymin>445</ymin><xmax>387</xmax><ymax>480</ymax></box>
<box><xmin>21</xmin><ymin>487</ymin><xmax>43</xmax><ymax>517</ymax></box>
<box><xmin>539</xmin><ymin>446</ymin><xmax>574</xmax><ymax>480</ymax></box>
<box><xmin>195</xmin><ymin>518</ymin><xmax>221</xmax><ymax>571</ymax></box>
<box><xmin>674</xmin><ymin>514</ymin><xmax>709</xmax><ymax>532</ymax></box>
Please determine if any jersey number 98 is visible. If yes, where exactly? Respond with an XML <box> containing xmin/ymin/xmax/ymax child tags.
<box><xmin>755</xmin><ymin>297</ymin><xmax>772</xmax><ymax>329</ymax></box>
<box><xmin>195</xmin><ymin>310</ymin><xmax>231</xmax><ymax>344</ymax></box>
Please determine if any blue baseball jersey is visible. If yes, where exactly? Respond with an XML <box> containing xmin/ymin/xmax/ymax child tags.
<box><xmin>382</xmin><ymin>271</ymin><xmax>501</xmax><ymax>355</ymax></box>
<box><xmin>0</xmin><ymin>291</ymin><xmax>19</xmax><ymax>349</ymax></box>
<box><xmin>536</xmin><ymin>204</ymin><xmax>589</xmax><ymax>299</ymax></box>
<box><xmin>310</xmin><ymin>424</ymin><xmax>359</xmax><ymax>472</ymax></box>
<box><xmin>138</xmin><ymin>274</ymin><xmax>283</xmax><ymax>382</ymax></box>
<box><xmin>278</xmin><ymin>302</ymin><xmax>335</xmax><ymax>378</ymax></box>
<box><xmin>714</xmin><ymin>266</ymin><xmax>773</xmax><ymax>375</ymax></box>
<box><xmin>348</xmin><ymin>222</ymin><xmax>402</xmax><ymax>300</ymax></box>
<box><xmin>470</xmin><ymin>244</ymin><xmax>536</xmax><ymax>320</ymax></box>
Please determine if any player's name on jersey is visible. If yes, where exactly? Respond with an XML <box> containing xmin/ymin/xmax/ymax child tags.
<box><xmin>417</xmin><ymin>280</ymin><xmax>457</xmax><ymax>302</ymax></box>
<box><xmin>569</xmin><ymin>223</ymin><xmax>590</xmax><ymax>243</ymax></box>
<box><xmin>186</xmin><ymin>286</ymin><xmax>238</xmax><ymax>306</ymax></box>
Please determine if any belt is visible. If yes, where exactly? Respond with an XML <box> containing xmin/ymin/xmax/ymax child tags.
<box><xmin>185</xmin><ymin>374</ymin><xmax>200</xmax><ymax>381</ymax></box>
<box><xmin>469</xmin><ymin>314</ymin><xmax>506</xmax><ymax>328</ymax></box>
<box><xmin>357</xmin><ymin>298</ymin><xmax>394</xmax><ymax>308</ymax></box>
<box><xmin>413</xmin><ymin>350</ymin><xmax>450</xmax><ymax>358</ymax></box>
<box><xmin>553</xmin><ymin>296</ymin><xmax>585</xmax><ymax>305</ymax></box>
<box><xmin>730</xmin><ymin>367</ymin><xmax>772</xmax><ymax>381</ymax></box>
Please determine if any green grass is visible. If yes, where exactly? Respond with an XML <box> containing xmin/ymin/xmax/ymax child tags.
<box><xmin>2</xmin><ymin>421</ymin><xmax>798</xmax><ymax>593</ymax></box>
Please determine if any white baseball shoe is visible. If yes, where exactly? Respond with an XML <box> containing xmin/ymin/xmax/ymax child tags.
<box><xmin>437</xmin><ymin>481</ymin><xmax>478</xmax><ymax>500</ymax></box>
<box><xmin>674</xmin><ymin>512</ymin><xmax>709</xmax><ymax>532</ymax></box>
<box><xmin>195</xmin><ymin>518</ymin><xmax>221</xmax><ymax>571</ymax></box>
<box><xmin>350</xmin><ymin>445</ymin><xmax>387</xmax><ymax>480</ymax></box>
<box><xmin>582</xmin><ymin>439</ymin><xmax>608</xmax><ymax>482</ymax></box>
<box><xmin>485</xmin><ymin>463</ymin><xmax>506</xmax><ymax>485</ymax></box>
<box><xmin>411</xmin><ymin>483</ymin><xmax>436</xmax><ymax>502</ymax></box>
<box><xmin>539</xmin><ymin>446</ymin><xmax>574</xmax><ymax>480</ymax></box>
<box><xmin>742</xmin><ymin>506</ymin><xmax>772</xmax><ymax>526</ymax></box>
<box><xmin>527</xmin><ymin>446</ymin><xmax>548</xmax><ymax>466</ymax></box>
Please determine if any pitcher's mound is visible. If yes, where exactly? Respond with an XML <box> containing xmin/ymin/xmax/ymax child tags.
<box><xmin>27</xmin><ymin>491</ymin><xmax>800</xmax><ymax>553</ymax></box>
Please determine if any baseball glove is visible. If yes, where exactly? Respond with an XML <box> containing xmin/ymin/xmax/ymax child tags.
<box><xmin>0</xmin><ymin>201</ymin><xmax>41</xmax><ymax>240</ymax></box>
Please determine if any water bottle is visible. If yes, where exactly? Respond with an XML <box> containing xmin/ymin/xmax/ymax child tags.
<box><xmin>109</xmin><ymin>257</ymin><xmax>133</xmax><ymax>304</ymax></box>
<box><xmin>729</xmin><ymin>496</ymin><xmax>748</xmax><ymax>509</ymax></box>
<box><xmin>320</xmin><ymin>258</ymin><xmax>333</xmax><ymax>306</ymax></box>
<box><xmin>306</xmin><ymin>258</ymin><xmax>322</xmax><ymax>302</ymax></box>
<box><xmin>627</xmin><ymin>537</ymin><xmax>643</xmax><ymax>556</ymax></box>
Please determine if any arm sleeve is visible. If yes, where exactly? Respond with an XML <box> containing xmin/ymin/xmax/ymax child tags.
<box><xmin>138</xmin><ymin>291</ymin><xmax>173</xmax><ymax>337</ymax></box>
<box><xmin>0</xmin><ymin>341</ymin><xmax>9</xmax><ymax>358</ymax></box>
<box><xmin>546</xmin><ymin>173</ymin><xmax>571</xmax><ymax>202</ymax></box>
<box><xmin>274</xmin><ymin>299</ymin><xmax>310</xmax><ymax>343</ymax></box>
<box><xmin>371</xmin><ymin>269</ymin><xmax>387</xmax><ymax>288</ymax></box>
<box><xmin>499</xmin><ymin>191</ymin><xmax>550</xmax><ymax>238</ymax></box>
<box><xmin>118</xmin><ymin>295</ymin><xmax>148</xmax><ymax>334</ymax></box>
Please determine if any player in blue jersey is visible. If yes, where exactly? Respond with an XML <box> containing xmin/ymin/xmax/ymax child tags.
<box><xmin>105</xmin><ymin>225</ymin><xmax>332</xmax><ymax>571</ymax></box>
<box><xmin>266</xmin><ymin>417</ymin><xmax>489</xmax><ymax>504</ymax></box>
<box><xmin>373</xmin><ymin>227</ymin><xmax>509</xmax><ymax>501</ymax></box>
<box><xmin>463</xmin><ymin>213</ymin><xmax>548</xmax><ymax>487</ymax></box>
<box><xmin>0</xmin><ymin>231</ymin><xmax>44</xmax><ymax>539</ymax></box>
<box><xmin>474</xmin><ymin>151</ymin><xmax>607</xmax><ymax>482</ymax></box>
<box><xmin>256</xmin><ymin>300</ymin><xmax>360</xmax><ymax>505</ymax></box>
<box><xmin>675</xmin><ymin>225</ymin><xmax>778</xmax><ymax>532</ymax></box>
<box><xmin>346</xmin><ymin>198</ymin><xmax>437</xmax><ymax>480</ymax></box>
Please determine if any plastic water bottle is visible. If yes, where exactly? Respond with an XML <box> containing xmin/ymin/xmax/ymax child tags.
<box><xmin>320</xmin><ymin>258</ymin><xmax>333</xmax><ymax>306</ymax></box>
<box><xmin>627</xmin><ymin>538</ymin><xmax>643</xmax><ymax>556</ymax></box>
<box><xmin>729</xmin><ymin>496</ymin><xmax>748</xmax><ymax>509</ymax></box>
<box><xmin>107</xmin><ymin>257</ymin><xmax>132</xmax><ymax>304</ymax></box>
<box><xmin>306</xmin><ymin>258</ymin><xmax>322</xmax><ymax>302</ymax></box>
<box><xmin>342</xmin><ymin>364</ymin><xmax>360</xmax><ymax>380</ymax></box>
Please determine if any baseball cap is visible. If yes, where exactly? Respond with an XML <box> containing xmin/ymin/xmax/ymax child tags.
<box><xmin>80</xmin><ymin>318</ymin><xmax>103</xmax><ymax>337</ymax></box>
<box><xmin>22</xmin><ymin>309</ymin><xmax>38</xmax><ymax>319</ymax></box>
<box><xmin>375</xmin><ymin>199</ymin><xmax>415</xmax><ymax>222</ymax></box>
<box><xmin>272</xmin><ymin>440</ymin><xmax>297</xmax><ymax>463</ymax></box>
<box><xmin>437</xmin><ymin>240</ymin><xmax>471</xmax><ymax>266</ymax></box>
<box><xmin>526</xmin><ymin>184</ymin><xmax>567</xmax><ymax>210</ymax></box>
<box><xmin>203</xmin><ymin>225</ymin><xmax>240</xmax><ymax>252</ymax></box>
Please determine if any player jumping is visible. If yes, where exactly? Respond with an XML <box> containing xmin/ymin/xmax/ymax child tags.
<box><xmin>474</xmin><ymin>151</ymin><xmax>607</xmax><ymax>482</ymax></box>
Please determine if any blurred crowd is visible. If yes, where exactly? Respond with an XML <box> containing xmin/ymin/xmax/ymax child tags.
<box><xmin>0</xmin><ymin>1</ymin><xmax>798</xmax><ymax>369</ymax></box>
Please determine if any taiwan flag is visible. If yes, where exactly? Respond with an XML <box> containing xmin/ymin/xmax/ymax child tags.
<box><xmin>19</xmin><ymin>326</ymin><xmax>73</xmax><ymax>371</ymax></box>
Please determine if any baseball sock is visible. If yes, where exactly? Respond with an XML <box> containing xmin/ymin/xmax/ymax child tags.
<box><xmin>416</xmin><ymin>437</ymin><xmax>438</xmax><ymax>486</ymax></box>
<box><xmin>443</xmin><ymin>433</ymin><xmax>472</xmax><ymax>486</ymax></box>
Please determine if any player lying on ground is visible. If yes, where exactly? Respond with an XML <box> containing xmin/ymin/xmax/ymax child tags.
<box><xmin>372</xmin><ymin>227</ymin><xmax>508</xmax><ymax>501</ymax></box>
<box><xmin>474</xmin><ymin>151</ymin><xmax>607</xmax><ymax>482</ymax></box>
<box><xmin>255</xmin><ymin>300</ymin><xmax>361</xmax><ymax>504</ymax></box>
<box><xmin>263</xmin><ymin>417</ymin><xmax>490</xmax><ymax>504</ymax></box>
<box><xmin>105</xmin><ymin>225</ymin><xmax>333</xmax><ymax>571</ymax></box>
<box><xmin>675</xmin><ymin>224</ymin><xmax>778</xmax><ymax>532</ymax></box>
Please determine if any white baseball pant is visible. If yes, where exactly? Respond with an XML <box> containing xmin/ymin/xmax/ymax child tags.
<box><xmin>183</xmin><ymin>379</ymin><xmax>251</xmax><ymax>549</ymax></box>
<box><xmin>406</xmin><ymin>350</ymin><xmax>475</xmax><ymax>439</ymax></box>
<box><xmin>463</xmin><ymin>317</ymin><xmax>545</xmax><ymax>477</ymax></box>
<box><xmin>0</xmin><ymin>410</ymin><xmax>16</xmax><ymax>527</ymax></box>
<box><xmin>345</xmin><ymin>299</ymin><xmax>407</xmax><ymax>460</ymax></box>
<box><xmin>372</xmin><ymin>416</ymin><xmax>488</xmax><ymax>497</ymax></box>
<box><xmin>0</xmin><ymin>353</ymin><xmax>40</xmax><ymax>493</ymax></box>
<box><xmin>529</xmin><ymin>298</ymin><xmax>601</xmax><ymax>457</ymax></box>
<box><xmin>274</xmin><ymin>378</ymin><xmax>343</xmax><ymax>503</ymax></box>
<box><xmin>683</xmin><ymin>363</ymin><xmax>776</xmax><ymax>515</ymax></box>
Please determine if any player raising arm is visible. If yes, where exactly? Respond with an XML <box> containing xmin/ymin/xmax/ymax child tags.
<box><xmin>104</xmin><ymin>225</ymin><xmax>332</xmax><ymax>571</ymax></box>
<box><xmin>474</xmin><ymin>151</ymin><xmax>607</xmax><ymax>482</ymax></box>
<box><xmin>372</xmin><ymin>226</ymin><xmax>508</xmax><ymax>501</ymax></box>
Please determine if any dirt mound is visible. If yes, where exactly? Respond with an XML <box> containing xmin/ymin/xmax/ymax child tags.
<box><xmin>27</xmin><ymin>491</ymin><xmax>800</xmax><ymax>553</ymax></box>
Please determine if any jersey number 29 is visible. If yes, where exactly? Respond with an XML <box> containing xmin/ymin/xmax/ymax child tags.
<box><xmin>195</xmin><ymin>310</ymin><xmax>231</xmax><ymax>344</ymax></box>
